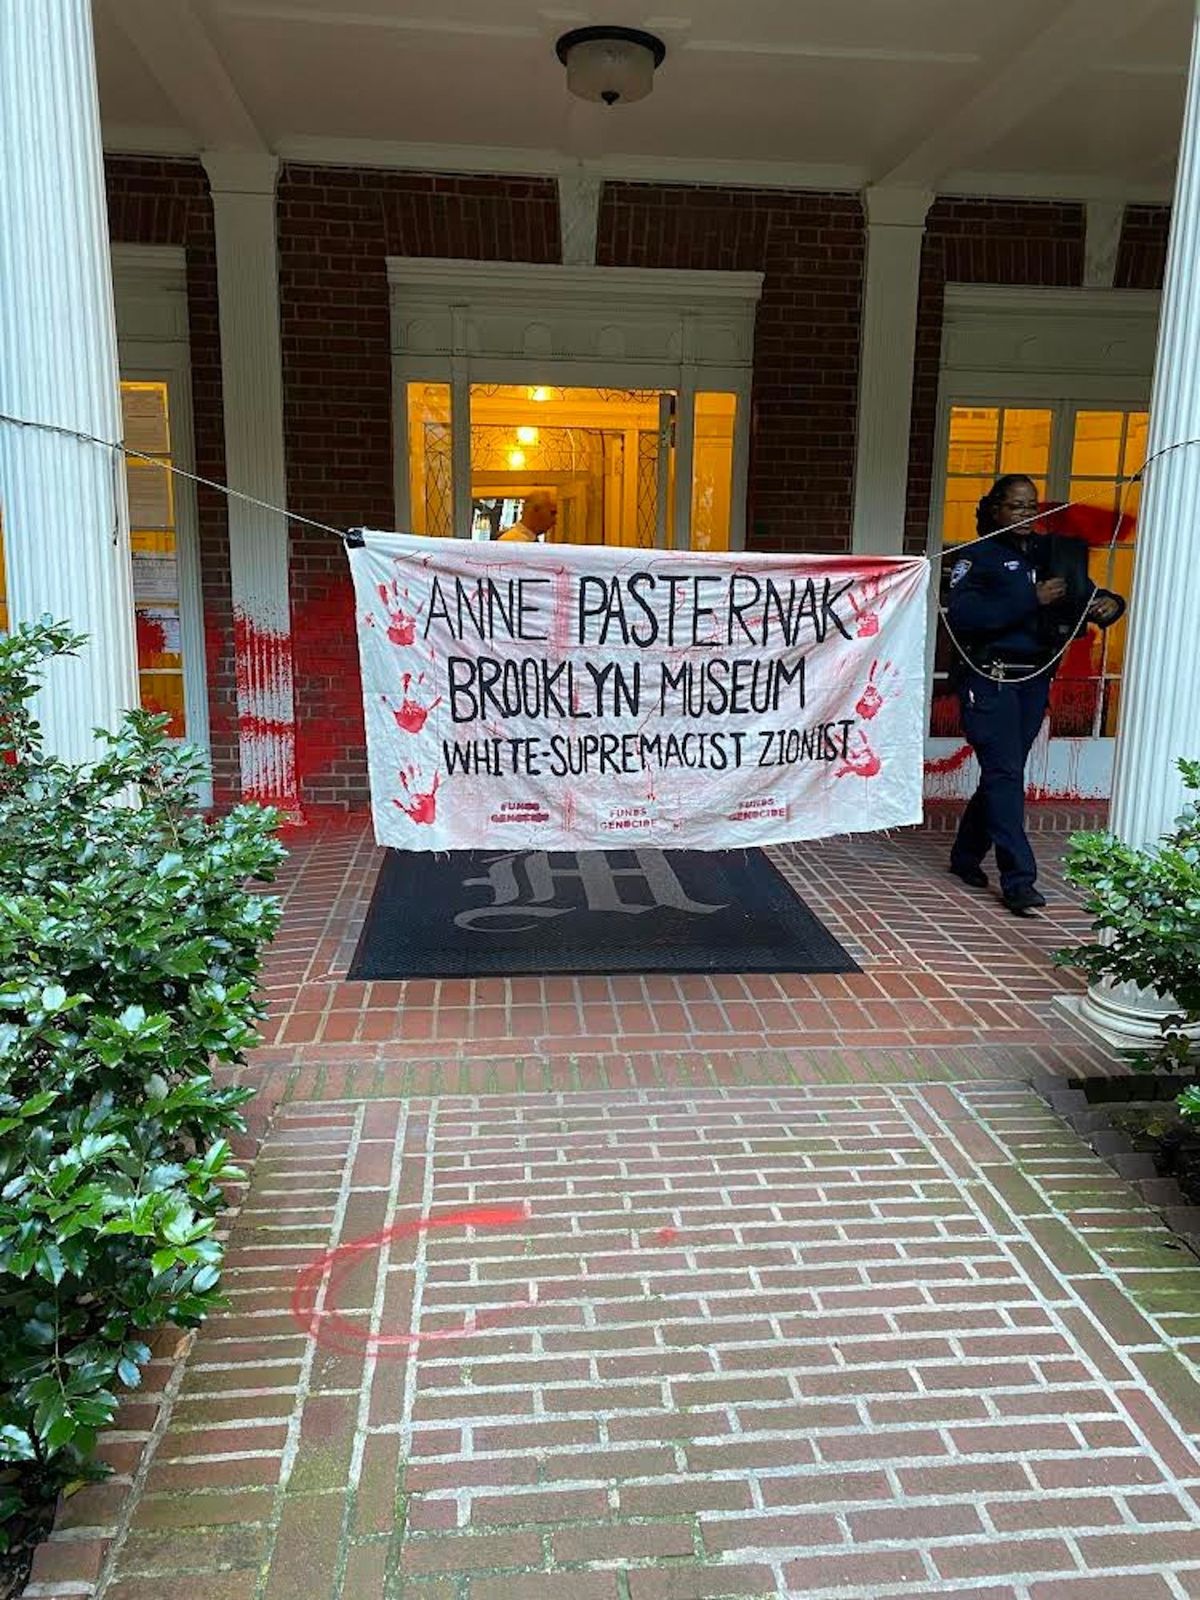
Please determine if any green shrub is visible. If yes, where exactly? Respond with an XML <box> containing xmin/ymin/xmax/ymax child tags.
<box><xmin>1056</xmin><ymin>757</ymin><xmax>1200</xmax><ymax>1091</ymax></box>
<box><xmin>0</xmin><ymin>620</ymin><xmax>284</xmax><ymax>1548</ymax></box>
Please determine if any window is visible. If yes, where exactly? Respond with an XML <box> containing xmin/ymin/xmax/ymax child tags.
<box><xmin>931</xmin><ymin>406</ymin><xmax>1052</xmax><ymax>736</ymax></box>
<box><xmin>0</xmin><ymin>380</ymin><xmax>194</xmax><ymax>737</ymax></box>
<box><xmin>931</xmin><ymin>403</ymin><xmax>1147</xmax><ymax>741</ymax></box>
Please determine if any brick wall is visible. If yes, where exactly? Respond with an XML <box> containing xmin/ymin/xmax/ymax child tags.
<box><xmin>278</xmin><ymin>166</ymin><xmax>560</xmax><ymax>811</ymax></box>
<box><xmin>598</xmin><ymin>183</ymin><xmax>865</xmax><ymax>554</ymax></box>
<box><xmin>104</xmin><ymin>157</ymin><xmax>240</xmax><ymax>804</ymax></box>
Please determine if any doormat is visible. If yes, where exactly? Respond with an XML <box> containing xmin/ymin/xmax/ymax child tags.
<box><xmin>347</xmin><ymin>847</ymin><xmax>859</xmax><ymax>980</ymax></box>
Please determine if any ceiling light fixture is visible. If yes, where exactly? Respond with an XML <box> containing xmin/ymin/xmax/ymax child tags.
<box><xmin>555</xmin><ymin>25</ymin><xmax>666</xmax><ymax>107</ymax></box>
<box><xmin>516</xmin><ymin>425</ymin><xmax>539</xmax><ymax>446</ymax></box>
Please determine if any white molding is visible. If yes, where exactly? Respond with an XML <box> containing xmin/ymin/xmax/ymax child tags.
<box><xmin>943</xmin><ymin>284</ymin><xmax>1161</xmax><ymax>317</ymax></box>
<box><xmin>102</xmin><ymin>123</ymin><xmax>201</xmax><ymax>156</ymax></box>
<box><xmin>110</xmin><ymin>242</ymin><xmax>188</xmax><ymax>274</ymax></box>
<box><xmin>386</xmin><ymin>258</ymin><xmax>764</xmax><ymax>306</ymax></box>
<box><xmin>202</xmin><ymin>151</ymin><xmax>280</xmax><ymax>196</ymax></box>
<box><xmin>98</xmin><ymin>127</ymin><xmax>1176</xmax><ymax>207</ymax></box>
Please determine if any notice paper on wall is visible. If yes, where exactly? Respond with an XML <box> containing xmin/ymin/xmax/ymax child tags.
<box><xmin>348</xmin><ymin>530</ymin><xmax>930</xmax><ymax>852</ymax></box>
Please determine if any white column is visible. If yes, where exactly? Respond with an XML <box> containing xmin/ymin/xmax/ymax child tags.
<box><xmin>0</xmin><ymin>0</ymin><xmax>139</xmax><ymax>761</ymax></box>
<box><xmin>201</xmin><ymin>152</ymin><xmax>299</xmax><ymax>812</ymax></box>
<box><xmin>850</xmin><ymin>186</ymin><xmax>932</xmax><ymax>556</ymax></box>
<box><xmin>1072</xmin><ymin>1</ymin><xmax>1200</xmax><ymax>1047</ymax></box>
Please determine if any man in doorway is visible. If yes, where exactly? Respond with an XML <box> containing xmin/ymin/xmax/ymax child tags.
<box><xmin>498</xmin><ymin>490</ymin><xmax>557</xmax><ymax>543</ymax></box>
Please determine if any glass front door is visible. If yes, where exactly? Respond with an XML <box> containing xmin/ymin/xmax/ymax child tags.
<box><xmin>0</xmin><ymin>379</ymin><xmax>200</xmax><ymax>745</ymax></box>
<box><xmin>928</xmin><ymin>401</ymin><xmax>1149</xmax><ymax>800</ymax></box>
<box><xmin>401</xmin><ymin>380</ymin><xmax>740</xmax><ymax>550</ymax></box>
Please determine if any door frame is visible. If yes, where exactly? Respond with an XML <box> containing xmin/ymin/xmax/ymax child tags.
<box><xmin>923</xmin><ymin>284</ymin><xmax>1159</xmax><ymax>801</ymax></box>
<box><xmin>387</xmin><ymin>259</ymin><xmax>761</xmax><ymax>551</ymax></box>
<box><xmin>112</xmin><ymin>245</ymin><xmax>211</xmax><ymax>804</ymax></box>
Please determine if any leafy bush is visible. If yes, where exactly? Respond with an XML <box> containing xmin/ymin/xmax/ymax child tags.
<box><xmin>1056</xmin><ymin>757</ymin><xmax>1200</xmax><ymax>1090</ymax></box>
<box><xmin>0</xmin><ymin>620</ymin><xmax>283</xmax><ymax>1548</ymax></box>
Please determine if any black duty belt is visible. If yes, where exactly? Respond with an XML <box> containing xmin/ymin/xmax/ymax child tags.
<box><xmin>976</xmin><ymin>659</ymin><xmax>1042</xmax><ymax>681</ymax></box>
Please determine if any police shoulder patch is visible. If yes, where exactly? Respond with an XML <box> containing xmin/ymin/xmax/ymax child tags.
<box><xmin>949</xmin><ymin>558</ymin><xmax>972</xmax><ymax>588</ymax></box>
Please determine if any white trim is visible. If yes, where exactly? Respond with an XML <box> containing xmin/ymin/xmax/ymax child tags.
<box><xmin>98</xmin><ymin>128</ymin><xmax>1176</xmax><ymax>207</ymax></box>
<box><xmin>111</xmin><ymin>242</ymin><xmax>188</xmax><ymax>275</ymax></box>
<box><xmin>111</xmin><ymin>245</ymin><xmax>212</xmax><ymax>803</ymax></box>
<box><xmin>852</xmin><ymin>187</ymin><xmax>932</xmax><ymax>555</ymax></box>
<box><xmin>941</xmin><ymin>169</ymin><xmax>1172</xmax><ymax>204</ymax></box>
<box><xmin>386</xmin><ymin>258</ymin><xmax>765</xmax><ymax>306</ymax></box>
<box><xmin>119</xmin><ymin>347</ymin><xmax>212</xmax><ymax>805</ymax></box>
<box><xmin>387</xmin><ymin>259</ymin><xmax>756</xmax><ymax>552</ymax></box>
<box><xmin>943</xmin><ymin>284</ymin><xmax>1161</xmax><ymax>318</ymax></box>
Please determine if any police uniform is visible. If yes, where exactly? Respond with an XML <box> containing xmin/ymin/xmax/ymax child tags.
<box><xmin>945</xmin><ymin>532</ymin><xmax>1121</xmax><ymax>906</ymax></box>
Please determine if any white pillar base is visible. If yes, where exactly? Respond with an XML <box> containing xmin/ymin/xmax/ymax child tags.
<box><xmin>1055</xmin><ymin>986</ymin><xmax>1200</xmax><ymax>1054</ymax></box>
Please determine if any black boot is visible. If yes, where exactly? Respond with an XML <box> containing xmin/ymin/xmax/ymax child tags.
<box><xmin>1003</xmin><ymin>885</ymin><xmax>1046</xmax><ymax>916</ymax></box>
<box><xmin>950</xmin><ymin>862</ymin><xmax>988</xmax><ymax>889</ymax></box>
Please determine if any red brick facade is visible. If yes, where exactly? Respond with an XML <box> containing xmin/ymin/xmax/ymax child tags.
<box><xmin>102</xmin><ymin>159</ymin><xmax>1165</xmax><ymax>812</ymax></box>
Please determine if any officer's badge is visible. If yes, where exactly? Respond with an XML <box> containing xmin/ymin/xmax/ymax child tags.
<box><xmin>949</xmin><ymin>558</ymin><xmax>972</xmax><ymax>587</ymax></box>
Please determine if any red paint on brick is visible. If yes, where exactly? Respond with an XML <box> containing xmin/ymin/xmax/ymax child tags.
<box><xmin>924</xmin><ymin>743</ymin><xmax>973</xmax><ymax>776</ymax></box>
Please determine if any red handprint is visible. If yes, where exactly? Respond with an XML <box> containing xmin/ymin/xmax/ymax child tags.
<box><xmin>849</xmin><ymin>574</ymin><xmax>888</xmax><ymax>639</ymax></box>
<box><xmin>855</xmin><ymin>659</ymin><xmax>899</xmax><ymax>721</ymax></box>
<box><xmin>835</xmin><ymin>729</ymin><xmax>882</xmax><ymax>780</ymax></box>
<box><xmin>383</xmin><ymin>675</ymin><xmax>443</xmax><ymax>735</ymax></box>
<box><xmin>377</xmin><ymin>578</ymin><xmax>423</xmax><ymax>646</ymax></box>
<box><xmin>394</xmin><ymin>766</ymin><xmax>441</xmax><ymax>824</ymax></box>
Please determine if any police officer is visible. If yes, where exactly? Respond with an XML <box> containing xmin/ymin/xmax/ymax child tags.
<box><xmin>945</xmin><ymin>474</ymin><xmax>1123</xmax><ymax>916</ymax></box>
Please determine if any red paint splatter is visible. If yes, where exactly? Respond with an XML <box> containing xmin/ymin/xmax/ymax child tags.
<box><xmin>135</xmin><ymin>612</ymin><xmax>167</xmax><ymax>663</ymax></box>
<box><xmin>385</xmin><ymin>675</ymin><xmax>442</xmax><ymax>735</ymax></box>
<box><xmin>395</xmin><ymin>766</ymin><xmax>440</xmax><ymax>824</ymax></box>
<box><xmin>1038</xmin><ymin>501</ymin><xmax>1136</xmax><ymax>547</ymax></box>
<box><xmin>292</xmin><ymin>1206</ymin><xmax>685</xmax><ymax>1358</ymax></box>
<box><xmin>848</xmin><ymin>573</ymin><xmax>889</xmax><ymax>638</ymax></box>
<box><xmin>291</xmin><ymin>1204</ymin><xmax>530</xmax><ymax>1356</ymax></box>
<box><xmin>377</xmin><ymin>579</ymin><xmax>422</xmax><ymax>646</ymax></box>
<box><xmin>923</xmin><ymin>743</ymin><xmax>973</xmax><ymax>776</ymax></box>
<box><xmin>854</xmin><ymin>659</ymin><xmax>897</xmax><ymax>722</ymax></box>
<box><xmin>835</xmin><ymin>729</ymin><xmax>881</xmax><ymax>780</ymax></box>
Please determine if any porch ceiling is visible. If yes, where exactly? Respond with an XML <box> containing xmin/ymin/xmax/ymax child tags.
<box><xmin>96</xmin><ymin>0</ymin><xmax>1191</xmax><ymax>201</ymax></box>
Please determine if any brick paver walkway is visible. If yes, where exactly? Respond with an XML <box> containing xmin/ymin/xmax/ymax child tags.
<box><xmin>245</xmin><ymin>811</ymin><xmax>1115</xmax><ymax>1108</ymax></box>
<box><xmin>92</xmin><ymin>1082</ymin><xmax>1200</xmax><ymax>1600</ymax></box>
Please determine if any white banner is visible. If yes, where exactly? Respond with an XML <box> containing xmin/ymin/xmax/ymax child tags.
<box><xmin>349</xmin><ymin>532</ymin><xmax>929</xmax><ymax>852</ymax></box>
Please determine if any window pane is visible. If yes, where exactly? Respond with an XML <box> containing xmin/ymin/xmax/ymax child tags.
<box><xmin>691</xmin><ymin>392</ymin><xmax>736</xmax><ymax>553</ymax></box>
<box><xmin>1068</xmin><ymin>479</ymin><xmax>1121</xmax><ymax>522</ymax></box>
<box><xmin>121</xmin><ymin>381</ymin><xmax>171</xmax><ymax>456</ymax></box>
<box><xmin>947</xmin><ymin>407</ymin><xmax>999</xmax><ymax>475</ymax></box>
<box><xmin>1000</xmin><ymin>409</ymin><xmax>1051</xmax><ymax>476</ymax></box>
<box><xmin>1072</xmin><ymin>411</ymin><xmax>1123</xmax><ymax>477</ymax></box>
<box><xmin>467</xmin><ymin>384</ymin><xmax>669</xmax><ymax>547</ymax></box>
<box><xmin>123</xmin><ymin>381</ymin><xmax>185</xmax><ymax>738</ymax></box>
<box><xmin>1123</xmin><ymin>412</ymin><xmax>1149</xmax><ymax>477</ymax></box>
<box><xmin>406</xmin><ymin>383</ymin><xmax>452</xmax><ymax>537</ymax></box>
<box><xmin>942</xmin><ymin>475</ymin><xmax>993</xmax><ymax>544</ymax></box>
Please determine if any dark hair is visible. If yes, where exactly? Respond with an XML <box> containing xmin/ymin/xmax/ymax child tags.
<box><xmin>975</xmin><ymin>473</ymin><xmax>1037</xmax><ymax>537</ymax></box>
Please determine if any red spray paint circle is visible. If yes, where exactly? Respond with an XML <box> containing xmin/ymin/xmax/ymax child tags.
<box><xmin>290</xmin><ymin>1206</ymin><xmax>686</xmax><ymax>1359</ymax></box>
